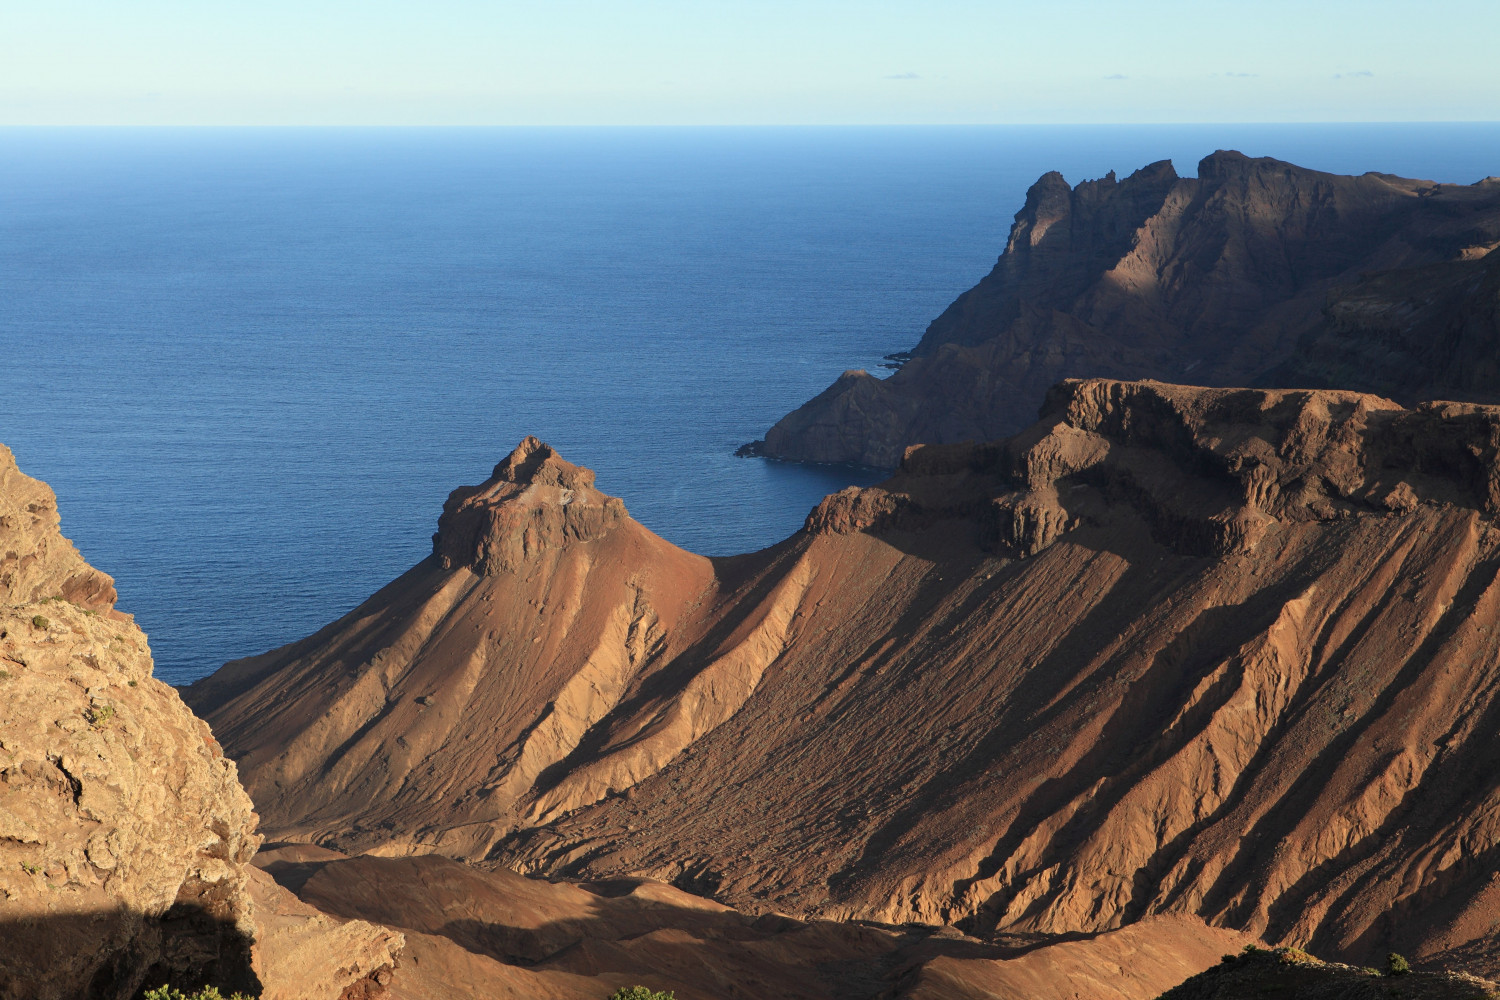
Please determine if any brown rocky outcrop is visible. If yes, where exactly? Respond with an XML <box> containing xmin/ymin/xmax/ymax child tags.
<box><xmin>0</xmin><ymin>444</ymin><xmax>116</xmax><ymax>611</ymax></box>
<box><xmin>192</xmin><ymin>384</ymin><xmax>1500</xmax><ymax>977</ymax></box>
<box><xmin>0</xmin><ymin>448</ymin><xmax>400</xmax><ymax>1000</ymax></box>
<box><xmin>749</xmin><ymin>154</ymin><xmax>1500</xmax><ymax>466</ymax></box>
<box><xmin>0</xmin><ymin>599</ymin><xmax>261</xmax><ymax>1000</ymax></box>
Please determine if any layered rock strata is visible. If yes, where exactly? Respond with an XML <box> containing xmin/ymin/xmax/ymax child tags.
<box><xmin>193</xmin><ymin>383</ymin><xmax>1500</xmax><ymax>977</ymax></box>
<box><xmin>749</xmin><ymin>153</ymin><xmax>1500</xmax><ymax>466</ymax></box>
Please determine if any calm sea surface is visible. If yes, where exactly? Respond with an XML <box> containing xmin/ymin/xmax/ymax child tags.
<box><xmin>4</xmin><ymin>124</ymin><xmax>1499</xmax><ymax>684</ymax></box>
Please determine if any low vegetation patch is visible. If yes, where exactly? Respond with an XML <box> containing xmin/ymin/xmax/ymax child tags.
<box><xmin>31</xmin><ymin>615</ymin><xmax>49</xmax><ymax>630</ymax></box>
<box><xmin>143</xmin><ymin>986</ymin><xmax>256</xmax><ymax>1000</ymax></box>
<box><xmin>608</xmin><ymin>988</ymin><xmax>676</xmax><ymax>1000</ymax></box>
<box><xmin>1172</xmin><ymin>944</ymin><xmax>1500</xmax><ymax>998</ymax></box>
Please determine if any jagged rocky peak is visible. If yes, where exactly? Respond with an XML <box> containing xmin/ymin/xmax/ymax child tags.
<box><xmin>0</xmin><ymin>444</ymin><xmax>116</xmax><ymax>611</ymax></box>
<box><xmin>433</xmin><ymin>435</ymin><xmax>628</xmax><ymax>574</ymax></box>
<box><xmin>1004</xmin><ymin>157</ymin><xmax>1180</xmax><ymax>261</ymax></box>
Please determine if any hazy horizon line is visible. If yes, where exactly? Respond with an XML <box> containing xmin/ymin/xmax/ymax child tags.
<box><xmin>3</xmin><ymin>120</ymin><xmax>1499</xmax><ymax>129</ymax></box>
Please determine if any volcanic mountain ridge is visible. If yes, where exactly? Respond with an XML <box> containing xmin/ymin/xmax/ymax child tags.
<box><xmin>190</xmin><ymin>378</ymin><xmax>1500</xmax><ymax>979</ymax></box>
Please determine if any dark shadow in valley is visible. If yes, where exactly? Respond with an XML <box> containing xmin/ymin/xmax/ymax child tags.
<box><xmin>271</xmin><ymin>853</ymin><xmax>1033</xmax><ymax>1000</ymax></box>
<box><xmin>0</xmin><ymin>903</ymin><xmax>260</xmax><ymax>1000</ymax></box>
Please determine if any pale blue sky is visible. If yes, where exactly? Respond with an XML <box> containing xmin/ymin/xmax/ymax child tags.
<box><xmin>2</xmin><ymin>0</ymin><xmax>1496</xmax><ymax>125</ymax></box>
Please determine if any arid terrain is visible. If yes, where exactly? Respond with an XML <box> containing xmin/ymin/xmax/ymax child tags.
<box><xmin>18</xmin><ymin>150</ymin><xmax>1500</xmax><ymax>1000</ymax></box>
<box><xmin>746</xmin><ymin>152</ymin><xmax>1500</xmax><ymax>466</ymax></box>
<box><xmin>186</xmin><ymin>378</ymin><xmax>1500</xmax><ymax>989</ymax></box>
<box><xmin>2</xmin><ymin>435</ymin><xmax>1282</xmax><ymax>1000</ymax></box>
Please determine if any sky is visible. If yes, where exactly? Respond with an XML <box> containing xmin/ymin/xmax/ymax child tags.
<box><xmin>2</xmin><ymin>0</ymin><xmax>1497</xmax><ymax>126</ymax></box>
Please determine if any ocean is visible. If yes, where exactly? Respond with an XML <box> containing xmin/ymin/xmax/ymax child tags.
<box><xmin>4</xmin><ymin>123</ymin><xmax>1499</xmax><ymax>684</ymax></box>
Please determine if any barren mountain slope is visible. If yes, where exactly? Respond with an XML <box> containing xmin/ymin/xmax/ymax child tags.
<box><xmin>185</xmin><ymin>436</ymin><xmax>723</xmax><ymax>859</ymax></box>
<box><xmin>748</xmin><ymin>152</ymin><xmax>1500</xmax><ymax>466</ymax></box>
<box><xmin>196</xmin><ymin>380</ymin><xmax>1500</xmax><ymax>973</ymax></box>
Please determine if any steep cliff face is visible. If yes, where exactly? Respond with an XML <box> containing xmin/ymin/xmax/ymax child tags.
<box><xmin>195</xmin><ymin>383</ymin><xmax>1500</xmax><ymax>975</ymax></box>
<box><xmin>0</xmin><ymin>448</ymin><xmax>400</xmax><ymax>1000</ymax></box>
<box><xmin>1269</xmin><ymin>235</ymin><xmax>1500</xmax><ymax>401</ymax></box>
<box><xmin>750</xmin><ymin>154</ymin><xmax>1500</xmax><ymax>466</ymax></box>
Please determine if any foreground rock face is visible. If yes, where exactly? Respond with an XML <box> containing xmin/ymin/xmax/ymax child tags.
<box><xmin>751</xmin><ymin>153</ymin><xmax>1500</xmax><ymax>466</ymax></box>
<box><xmin>0</xmin><ymin>448</ymin><xmax>400</xmax><ymax>1000</ymax></box>
<box><xmin>0</xmin><ymin>600</ymin><xmax>261</xmax><ymax>1000</ymax></box>
<box><xmin>193</xmin><ymin>383</ymin><xmax>1500</xmax><ymax>976</ymax></box>
<box><xmin>254</xmin><ymin>849</ymin><xmax>1253</xmax><ymax>1000</ymax></box>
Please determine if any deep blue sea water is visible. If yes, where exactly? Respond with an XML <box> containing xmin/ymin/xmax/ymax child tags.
<box><xmin>4</xmin><ymin>124</ymin><xmax>1499</xmax><ymax>684</ymax></box>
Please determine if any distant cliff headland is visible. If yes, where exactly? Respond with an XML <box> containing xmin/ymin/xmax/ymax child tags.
<box><xmin>743</xmin><ymin>151</ymin><xmax>1500</xmax><ymax>466</ymax></box>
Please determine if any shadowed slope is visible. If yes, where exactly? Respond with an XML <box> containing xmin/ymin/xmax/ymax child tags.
<box><xmin>749</xmin><ymin>154</ymin><xmax>1500</xmax><ymax>466</ymax></box>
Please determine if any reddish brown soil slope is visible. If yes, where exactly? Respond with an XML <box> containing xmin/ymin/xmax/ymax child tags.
<box><xmin>192</xmin><ymin>381</ymin><xmax>1500</xmax><ymax>973</ymax></box>
<box><xmin>749</xmin><ymin>153</ymin><xmax>1500</xmax><ymax>466</ymax></box>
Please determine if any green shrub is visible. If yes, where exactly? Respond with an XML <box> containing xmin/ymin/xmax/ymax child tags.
<box><xmin>31</xmin><ymin>615</ymin><xmax>49</xmax><ymax>630</ymax></box>
<box><xmin>85</xmin><ymin>704</ymin><xmax>116</xmax><ymax>726</ymax></box>
<box><xmin>142</xmin><ymin>985</ymin><xmax>257</xmax><ymax>1000</ymax></box>
<box><xmin>1387</xmin><ymin>952</ymin><xmax>1411</xmax><ymax>976</ymax></box>
<box><xmin>608</xmin><ymin>988</ymin><xmax>676</xmax><ymax>1000</ymax></box>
